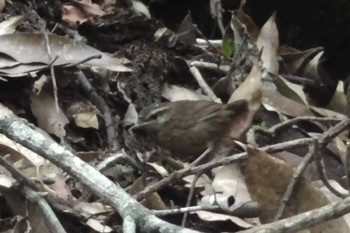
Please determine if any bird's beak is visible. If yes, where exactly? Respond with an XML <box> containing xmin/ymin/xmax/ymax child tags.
<box><xmin>129</xmin><ymin>122</ymin><xmax>152</xmax><ymax>136</ymax></box>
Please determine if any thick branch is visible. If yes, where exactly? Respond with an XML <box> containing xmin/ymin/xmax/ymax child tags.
<box><xmin>0</xmin><ymin>105</ymin><xmax>197</xmax><ymax>233</ymax></box>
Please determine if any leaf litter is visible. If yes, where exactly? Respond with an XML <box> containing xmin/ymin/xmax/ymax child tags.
<box><xmin>0</xmin><ymin>2</ymin><xmax>349</xmax><ymax>233</ymax></box>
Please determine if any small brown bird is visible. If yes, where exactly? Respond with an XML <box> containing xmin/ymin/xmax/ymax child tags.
<box><xmin>130</xmin><ymin>100</ymin><xmax>249</xmax><ymax>162</ymax></box>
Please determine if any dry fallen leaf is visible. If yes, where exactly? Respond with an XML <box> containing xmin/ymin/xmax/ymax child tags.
<box><xmin>162</xmin><ymin>84</ymin><xmax>211</xmax><ymax>101</ymax></box>
<box><xmin>75</xmin><ymin>202</ymin><xmax>113</xmax><ymax>232</ymax></box>
<box><xmin>0</xmin><ymin>129</ymin><xmax>63</xmax><ymax>193</ymax></box>
<box><xmin>184</xmin><ymin>174</ymin><xmax>212</xmax><ymax>189</ymax></box>
<box><xmin>256</xmin><ymin>12</ymin><xmax>279</xmax><ymax>74</ymax></box>
<box><xmin>309</xmin><ymin>105</ymin><xmax>347</xmax><ymax>119</ymax></box>
<box><xmin>280</xmin><ymin>47</ymin><xmax>322</xmax><ymax>75</ymax></box>
<box><xmin>273</xmin><ymin>74</ymin><xmax>308</xmax><ymax>104</ymax></box>
<box><xmin>48</xmin><ymin>177</ymin><xmax>75</xmax><ymax>202</ymax></box>
<box><xmin>62</xmin><ymin>0</ymin><xmax>105</xmax><ymax>29</ymax></box>
<box><xmin>132</xmin><ymin>0</ymin><xmax>151</xmax><ymax>19</ymax></box>
<box><xmin>0</xmin><ymin>134</ymin><xmax>45</xmax><ymax>167</ymax></box>
<box><xmin>196</xmin><ymin>211</ymin><xmax>253</xmax><ymax>229</ymax></box>
<box><xmin>146</xmin><ymin>162</ymin><xmax>169</xmax><ymax>177</ymax></box>
<box><xmin>0</xmin><ymin>174</ymin><xmax>16</xmax><ymax>189</ymax></box>
<box><xmin>228</xmin><ymin>64</ymin><xmax>262</xmax><ymax>139</ymax></box>
<box><xmin>237</xmin><ymin>9</ymin><xmax>259</xmax><ymax>39</ymax></box>
<box><xmin>228</xmin><ymin>64</ymin><xmax>262</xmax><ymax>111</ymax></box>
<box><xmin>0</xmin><ymin>33</ymin><xmax>132</xmax><ymax>76</ymax></box>
<box><xmin>0</xmin><ymin>15</ymin><xmax>24</xmax><ymax>36</ymax></box>
<box><xmin>178</xmin><ymin>13</ymin><xmax>196</xmax><ymax>43</ymax></box>
<box><xmin>301</xmin><ymin>51</ymin><xmax>337</xmax><ymax>105</ymax></box>
<box><xmin>262</xmin><ymin>89</ymin><xmax>313</xmax><ymax>117</ymax></box>
<box><xmin>128</xmin><ymin>177</ymin><xmax>167</xmax><ymax>210</ymax></box>
<box><xmin>241</xmin><ymin>148</ymin><xmax>349</xmax><ymax>232</ymax></box>
<box><xmin>211</xmin><ymin>164</ymin><xmax>252</xmax><ymax>204</ymax></box>
<box><xmin>75</xmin><ymin>202</ymin><xmax>112</xmax><ymax>216</ymax></box>
<box><xmin>123</xmin><ymin>103</ymin><xmax>139</xmax><ymax>126</ymax></box>
<box><xmin>86</xmin><ymin>219</ymin><xmax>112</xmax><ymax>233</ymax></box>
<box><xmin>327</xmin><ymin>81</ymin><xmax>349</xmax><ymax>115</ymax></box>
<box><xmin>30</xmin><ymin>91</ymin><xmax>69</xmax><ymax>140</ymax></box>
<box><xmin>66</xmin><ymin>101</ymin><xmax>99</xmax><ymax>129</ymax></box>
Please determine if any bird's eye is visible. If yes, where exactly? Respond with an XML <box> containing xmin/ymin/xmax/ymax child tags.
<box><xmin>149</xmin><ymin>113</ymin><xmax>159</xmax><ymax>121</ymax></box>
<box><xmin>144</xmin><ymin>105</ymin><xmax>168</xmax><ymax>121</ymax></box>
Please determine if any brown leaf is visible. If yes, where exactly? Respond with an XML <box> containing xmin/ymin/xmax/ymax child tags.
<box><xmin>132</xmin><ymin>0</ymin><xmax>151</xmax><ymax>19</ymax></box>
<box><xmin>302</xmin><ymin>51</ymin><xmax>337</xmax><ymax>105</ymax></box>
<box><xmin>211</xmin><ymin>164</ymin><xmax>252</xmax><ymax>204</ymax></box>
<box><xmin>280</xmin><ymin>47</ymin><xmax>322</xmax><ymax>75</ymax></box>
<box><xmin>66</xmin><ymin>101</ymin><xmax>99</xmax><ymax>129</ymax></box>
<box><xmin>62</xmin><ymin>0</ymin><xmax>105</xmax><ymax>29</ymax></box>
<box><xmin>0</xmin><ymin>33</ymin><xmax>131</xmax><ymax>76</ymax></box>
<box><xmin>237</xmin><ymin>9</ymin><xmax>259</xmax><ymax>39</ymax></box>
<box><xmin>228</xmin><ymin>64</ymin><xmax>262</xmax><ymax>139</ymax></box>
<box><xmin>30</xmin><ymin>91</ymin><xmax>69</xmax><ymax>140</ymax></box>
<box><xmin>75</xmin><ymin>202</ymin><xmax>112</xmax><ymax>216</ymax></box>
<box><xmin>273</xmin><ymin>74</ymin><xmax>308</xmax><ymax>104</ymax></box>
<box><xmin>48</xmin><ymin>177</ymin><xmax>75</xmax><ymax>202</ymax></box>
<box><xmin>162</xmin><ymin>84</ymin><xmax>211</xmax><ymax>101</ymax></box>
<box><xmin>0</xmin><ymin>15</ymin><xmax>24</xmax><ymax>36</ymax></box>
<box><xmin>176</xmin><ymin>13</ymin><xmax>196</xmax><ymax>45</ymax></box>
<box><xmin>196</xmin><ymin>211</ymin><xmax>253</xmax><ymax>228</ymax></box>
<box><xmin>257</xmin><ymin>12</ymin><xmax>279</xmax><ymax>74</ymax></box>
<box><xmin>241</xmin><ymin>148</ymin><xmax>349</xmax><ymax>232</ymax></box>
<box><xmin>262</xmin><ymin>89</ymin><xmax>313</xmax><ymax>117</ymax></box>
<box><xmin>228</xmin><ymin>64</ymin><xmax>262</xmax><ymax>111</ymax></box>
<box><xmin>309</xmin><ymin>105</ymin><xmax>347</xmax><ymax>118</ymax></box>
<box><xmin>86</xmin><ymin>219</ymin><xmax>112</xmax><ymax>233</ymax></box>
<box><xmin>128</xmin><ymin>177</ymin><xmax>167</xmax><ymax>210</ymax></box>
<box><xmin>327</xmin><ymin>81</ymin><xmax>349</xmax><ymax>115</ymax></box>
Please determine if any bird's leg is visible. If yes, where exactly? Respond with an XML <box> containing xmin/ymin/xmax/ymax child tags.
<box><xmin>190</xmin><ymin>143</ymin><xmax>214</xmax><ymax>166</ymax></box>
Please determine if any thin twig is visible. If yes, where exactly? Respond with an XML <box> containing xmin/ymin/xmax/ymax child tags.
<box><xmin>75</xmin><ymin>70</ymin><xmax>118</xmax><ymax>151</ymax></box>
<box><xmin>135</xmin><ymin>138</ymin><xmax>314</xmax><ymax>201</ymax></box>
<box><xmin>319</xmin><ymin>118</ymin><xmax>350</xmax><ymax>145</ymax></box>
<box><xmin>191</xmin><ymin>146</ymin><xmax>213</xmax><ymax>166</ymax></box>
<box><xmin>189</xmin><ymin>66</ymin><xmax>222</xmax><ymax>103</ymax></box>
<box><xmin>193</xmin><ymin>26</ymin><xmax>221</xmax><ymax>54</ymax></box>
<box><xmin>191</xmin><ymin>60</ymin><xmax>230</xmax><ymax>73</ymax></box>
<box><xmin>314</xmin><ymin>140</ymin><xmax>348</xmax><ymax>198</ymax></box>
<box><xmin>153</xmin><ymin>201</ymin><xmax>259</xmax><ymax>217</ymax></box>
<box><xmin>44</xmin><ymin>30</ymin><xmax>59</xmax><ymax>112</ymax></box>
<box><xmin>345</xmin><ymin>142</ymin><xmax>350</xmax><ymax>191</ymax></box>
<box><xmin>210</xmin><ymin>0</ymin><xmax>225</xmax><ymax>36</ymax></box>
<box><xmin>138</xmin><ymin>118</ymin><xmax>350</xmax><ymax>202</ymax></box>
<box><xmin>265</xmin><ymin>116</ymin><xmax>344</xmax><ymax>136</ymax></box>
<box><xmin>65</xmin><ymin>54</ymin><xmax>102</xmax><ymax>67</ymax></box>
<box><xmin>196</xmin><ymin>39</ymin><xmax>222</xmax><ymax>46</ymax></box>
<box><xmin>181</xmin><ymin>172</ymin><xmax>201</xmax><ymax>227</ymax></box>
<box><xmin>24</xmin><ymin>187</ymin><xmax>67</xmax><ymax>233</ymax></box>
<box><xmin>155</xmin><ymin>205</ymin><xmax>220</xmax><ymax>216</ymax></box>
<box><xmin>135</xmin><ymin>152</ymin><xmax>247</xmax><ymax>201</ymax></box>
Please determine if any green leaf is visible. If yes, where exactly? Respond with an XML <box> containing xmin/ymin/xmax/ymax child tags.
<box><xmin>259</xmin><ymin>121</ymin><xmax>269</xmax><ymax>130</ymax></box>
<box><xmin>221</xmin><ymin>26</ymin><xmax>235</xmax><ymax>58</ymax></box>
